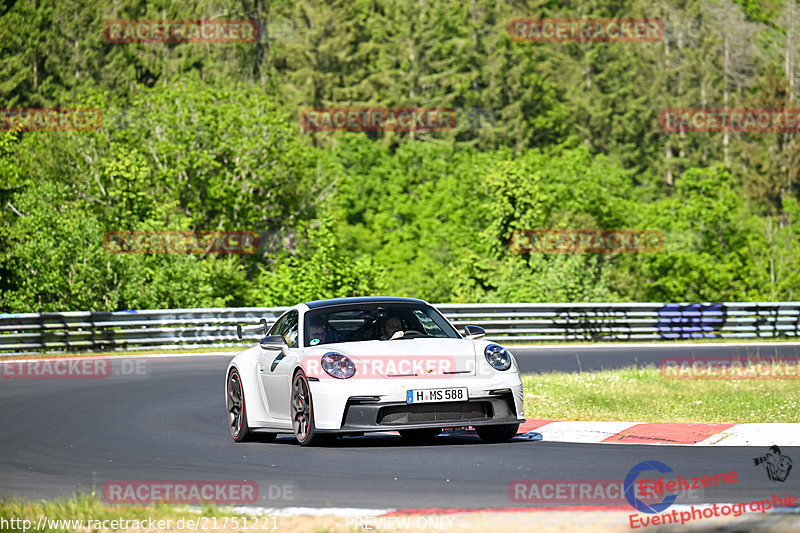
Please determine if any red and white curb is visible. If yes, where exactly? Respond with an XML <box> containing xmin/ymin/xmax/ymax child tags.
<box><xmin>506</xmin><ymin>419</ymin><xmax>800</xmax><ymax>446</ymax></box>
<box><xmin>369</xmin><ymin>420</ymin><xmax>800</xmax><ymax>446</ymax></box>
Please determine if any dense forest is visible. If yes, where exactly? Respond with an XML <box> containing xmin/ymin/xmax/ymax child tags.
<box><xmin>2</xmin><ymin>0</ymin><xmax>800</xmax><ymax>312</ymax></box>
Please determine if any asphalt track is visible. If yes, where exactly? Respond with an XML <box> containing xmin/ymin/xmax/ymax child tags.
<box><xmin>0</xmin><ymin>345</ymin><xmax>798</xmax><ymax>510</ymax></box>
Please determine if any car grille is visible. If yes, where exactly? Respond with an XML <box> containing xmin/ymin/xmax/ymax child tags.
<box><xmin>377</xmin><ymin>401</ymin><xmax>493</xmax><ymax>425</ymax></box>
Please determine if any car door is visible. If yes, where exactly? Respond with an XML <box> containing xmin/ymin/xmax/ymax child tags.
<box><xmin>259</xmin><ymin>310</ymin><xmax>299</xmax><ymax>420</ymax></box>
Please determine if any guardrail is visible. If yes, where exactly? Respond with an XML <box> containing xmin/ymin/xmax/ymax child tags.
<box><xmin>1</xmin><ymin>302</ymin><xmax>799</xmax><ymax>355</ymax></box>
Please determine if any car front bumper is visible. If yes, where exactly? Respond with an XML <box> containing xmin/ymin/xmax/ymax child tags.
<box><xmin>308</xmin><ymin>375</ymin><xmax>525</xmax><ymax>432</ymax></box>
<box><xmin>334</xmin><ymin>394</ymin><xmax>521</xmax><ymax>432</ymax></box>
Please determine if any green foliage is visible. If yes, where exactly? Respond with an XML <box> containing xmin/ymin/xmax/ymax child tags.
<box><xmin>620</xmin><ymin>166</ymin><xmax>757</xmax><ymax>301</ymax></box>
<box><xmin>0</xmin><ymin>128</ymin><xmax>21</xmax><ymax>189</ymax></box>
<box><xmin>0</xmin><ymin>80</ymin><xmax>329</xmax><ymax>311</ymax></box>
<box><xmin>251</xmin><ymin>221</ymin><xmax>383</xmax><ymax>306</ymax></box>
<box><xmin>0</xmin><ymin>178</ymin><xmax>250</xmax><ymax>312</ymax></box>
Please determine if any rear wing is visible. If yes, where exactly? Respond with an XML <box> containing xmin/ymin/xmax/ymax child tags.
<box><xmin>236</xmin><ymin>318</ymin><xmax>269</xmax><ymax>340</ymax></box>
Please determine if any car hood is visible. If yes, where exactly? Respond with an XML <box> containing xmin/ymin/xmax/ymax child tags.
<box><xmin>306</xmin><ymin>338</ymin><xmax>477</xmax><ymax>377</ymax></box>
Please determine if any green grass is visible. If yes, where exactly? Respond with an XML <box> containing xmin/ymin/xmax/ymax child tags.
<box><xmin>0</xmin><ymin>493</ymin><xmax>266</xmax><ymax>533</ymax></box>
<box><xmin>521</xmin><ymin>366</ymin><xmax>799</xmax><ymax>423</ymax></box>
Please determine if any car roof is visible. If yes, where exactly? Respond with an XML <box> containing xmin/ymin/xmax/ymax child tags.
<box><xmin>303</xmin><ymin>296</ymin><xmax>428</xmax><ymax>310</ymax></box>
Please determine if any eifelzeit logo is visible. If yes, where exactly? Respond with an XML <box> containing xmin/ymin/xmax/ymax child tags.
<box><xmin>753</xmin><ymin>446</ymin><xmax>793</xmax><ymax>482</ymax></box>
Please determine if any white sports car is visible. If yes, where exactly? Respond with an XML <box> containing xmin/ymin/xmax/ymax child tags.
<box><xmin>225</xmin><ymin>297</ymin><xmax>525</xmax><ymax>446</ymax></box>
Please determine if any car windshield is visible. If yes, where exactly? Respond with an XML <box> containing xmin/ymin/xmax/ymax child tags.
<box><xmin>304</xmin><ymin>303</ymin><xmax>459</xmax><ymax>346</ymax></box>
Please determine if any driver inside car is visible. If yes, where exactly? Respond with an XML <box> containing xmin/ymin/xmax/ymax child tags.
<box><xmin>380</xmin><ymin>316</ymin><xmax>405</xmax><ymax>340</ymax></box>
<box><xmin>307</xmin><ymin>316</ymin><xmax>330</xmax><ymax>346</ymax></box>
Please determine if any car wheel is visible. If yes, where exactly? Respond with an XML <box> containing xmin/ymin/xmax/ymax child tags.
<box><xmin>227</xmin><ymin>369</ymin><xmax>254</xmax><ymax>442</ymax></box>
<box><xmin>291</xmin><ymin>370</ymin><xmax>324</xmax><ymax>446</ymax></box>
<box><xmin>399</xmin><ymin>428</ymin><xmax>441</xmax><ymax>443</ymax></box>
<box><xmin>475</xmin><ymin>423</ymin><xmax>520</xmax><ymax>443</ymax></box>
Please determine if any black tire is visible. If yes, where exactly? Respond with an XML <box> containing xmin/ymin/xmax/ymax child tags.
<box><xmin>475</xmin><ymin>423</ymin><xmax>520</xmax><ymax>443</ymax></box>
<box><xmin>399</xmin><ymin>428</ymin><xmax>441</xmax><ymax>443</ymax></box>
<box><xmin>227</xmin><ymin>369</ymin><xmax>254</xmax><ymax>442</ymax></box>
<box><xmin>291</xmin><ymin>370</ymin><xmax>324</xmax><ymax>446</ymax></box>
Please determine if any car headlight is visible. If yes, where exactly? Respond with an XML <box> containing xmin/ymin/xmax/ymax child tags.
<box><xmin>321</xmin><ymin>352</ymin><xmax>356</xmax><ymax>379</ymax></box>
<box><xmin>484</xmin><ymin>344</ymin><xmax>512</xmax><ymax>371</ymax></box>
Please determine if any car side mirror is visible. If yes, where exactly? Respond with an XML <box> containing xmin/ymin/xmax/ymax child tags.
<box><xmin>259</xmin><ymin>335</ymin><xmax>288</xmax><ymax>350</ymax></box>
<box><xmin>236</xmin><ymin>318</ymin><xmax>269</xmax><ymax>340</ymax></box>
<box><xmin>464</xmin><ymin>325</ymin><xmax>485</xmax><ymax>340</ymax></box>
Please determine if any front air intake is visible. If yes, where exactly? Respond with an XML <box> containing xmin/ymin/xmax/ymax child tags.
<box><xmin>377</xmin><ymin>401</ymin><xmax>493</xmax><ymax>425</ymax></box>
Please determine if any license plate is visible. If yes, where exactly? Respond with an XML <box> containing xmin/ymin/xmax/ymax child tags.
<box><xmin>406</xmin><ymin>387</ymin><xmax>468</xmax><ymax>404</ymax></box>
